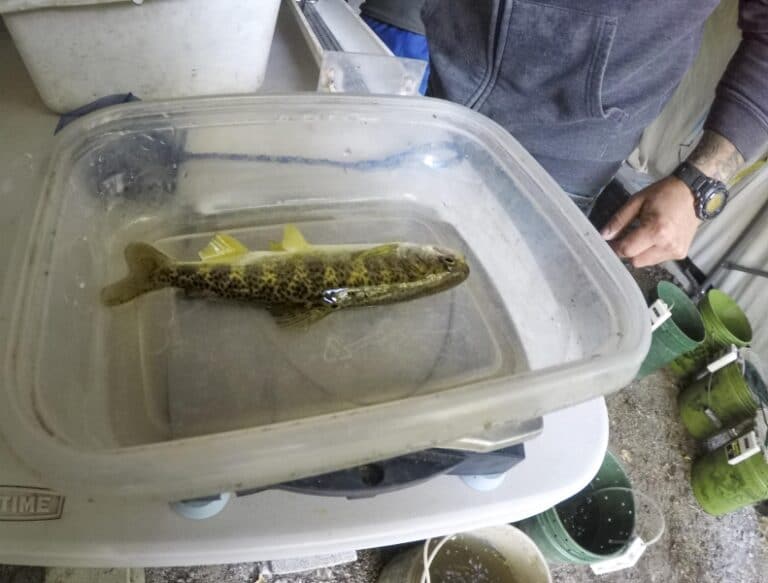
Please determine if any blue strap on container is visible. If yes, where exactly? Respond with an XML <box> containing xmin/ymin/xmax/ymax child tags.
<box><xmin>55</xmin><ymin>93</ymin><xmax>140</xmax><ymax>134</ymax></box>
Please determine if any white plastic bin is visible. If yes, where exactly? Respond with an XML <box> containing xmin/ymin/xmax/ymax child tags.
<box><xmin>0</xmin><ymin>0</ymin><xmax>281</xmax><ymax>112</ymax></box>
<box><xmin>0</xmin><ymin>95</ymin><xmax>649</xmax><ymax>500</ymax></box>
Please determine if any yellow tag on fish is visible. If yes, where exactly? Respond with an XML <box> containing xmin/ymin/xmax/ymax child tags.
<box><xmin>198</xmin><ymin>233</ymin><xmax>249</xmax><ymax>263</ymax></box>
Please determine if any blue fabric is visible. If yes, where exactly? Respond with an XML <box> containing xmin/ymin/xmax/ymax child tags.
<box><xmin>55</xmin><ymin>93</ymin><xmax>140</xmax><ymax>134</ymax></box>
<box><xmin>566</xmin><ymin>191</ymin><xmax>598</xmax><ymax>216</ymax></box>
<box><xmin>362</xmin><ymin>15</ymin><xmax>430</xmax><ymax>95</ymax></box>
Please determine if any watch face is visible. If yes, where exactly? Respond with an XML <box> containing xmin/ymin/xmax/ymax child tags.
<box><xmin>703</xmin><ymin>188</ymin><xmax>728</xmax><ymax>218</ymax></box>
<box><xmin>698</xmin><ymin>187</ymin><xmax>728</xmax><ymax>220</ymax></box>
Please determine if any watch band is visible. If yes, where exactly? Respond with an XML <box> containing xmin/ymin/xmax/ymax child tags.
<box><xmin>674</xmin><ymin>161</ymin><xmax>711</xmax><ymax>193</ymax></box>
<box><xmin>673</xmin><ymin>161</ymin><xmax>729</xmax><ymax>220</ymax></box>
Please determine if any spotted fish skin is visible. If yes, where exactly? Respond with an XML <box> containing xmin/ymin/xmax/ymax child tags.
<box><xmin>155</xmin><ymin>245</ymin><xmax>467</xmax><ymax>308</ymax></box>
<box><xmin>101</xmin><ymin>226</ymin><xmax>469</xmax><ymax>325</ymax></box>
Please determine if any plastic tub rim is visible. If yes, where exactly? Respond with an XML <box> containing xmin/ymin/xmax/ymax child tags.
<box><xmin>704</xmin><ymin>289</ymin><xmax>753</xmax><ymax>345</ymax></box>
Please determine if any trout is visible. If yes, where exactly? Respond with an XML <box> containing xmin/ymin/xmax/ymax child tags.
<box><xmin>102</xmin><ymin>225</ymin><xmax>469</xmax><ymax>326</ymax></box>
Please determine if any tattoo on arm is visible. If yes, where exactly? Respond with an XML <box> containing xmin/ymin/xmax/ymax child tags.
<box><xmin>686</xmin><ymin>130</ymin><xmax>745</xmax><ymax>183</ymax></box>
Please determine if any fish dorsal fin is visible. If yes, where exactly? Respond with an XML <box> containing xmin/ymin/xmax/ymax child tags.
<box><xmin>198</xmin><ymin>233</ymin><xmax>249</xmax><ymax>263</ymax></box>
<box><xmin>280</xmin><ymin>224</ymin><xmax>310</xmax><ymax>252</ymax></box>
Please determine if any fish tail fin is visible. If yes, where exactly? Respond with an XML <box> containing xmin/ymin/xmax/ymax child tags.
<box><xmin>101</xmin><ymin>243</ymin><xmax>171</xmax><ymax>306</ymax></box>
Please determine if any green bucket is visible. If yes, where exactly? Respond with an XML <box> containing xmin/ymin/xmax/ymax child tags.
<box><xmin>679</xmin><ymin>362</ymin><xmax>763</xmax><ymax>439</ymax></box>
<box><xmin>691</xmin><ymin>442</ymin><xmax>768</xmax><ymax>516</ymax></box>
<box><xmin>669</xmin><ymin>290</ymin><xmax>752</xmax><ymax>379</ymax></box>
<box><xmin>637</xmin><ymin>282</ymin><xmax>705</xmax><ymax>378</ymax></box>
<box><xmin>516</xmin><ymin>452</ymin><xmax>635</xmax><ymax>564</ymax></box>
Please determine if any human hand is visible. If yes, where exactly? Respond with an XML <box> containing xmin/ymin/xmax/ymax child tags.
<box><xmin>600</xmin><ymin>176</ymin><xmax>701</xmax><ymax>268</ymax></box>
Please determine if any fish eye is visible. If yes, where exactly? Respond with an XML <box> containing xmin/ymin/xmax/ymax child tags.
<box><xmin>442</xmin><ymin>256</ymin><xmax>456</xmax><ymax>265</ymax></box>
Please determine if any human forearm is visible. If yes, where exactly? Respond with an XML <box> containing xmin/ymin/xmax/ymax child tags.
<box><xmin>703</xmin><ymin>0</ymin><xmax>768</xmax><ymax>164</ymax></box>
<box><xmin>686</xmin><ymin>130</ymin><xmax>745</xmax><ymax>184</ymax></box>
<box><xmin>601</xmin><ymin>0</ymin><xmax>768</xmax><ymax>269</ymax></box>
<box><xmin>601</xmin><ymin>131</ymin><xmax>745</xmax><ymax>267</ymax></box>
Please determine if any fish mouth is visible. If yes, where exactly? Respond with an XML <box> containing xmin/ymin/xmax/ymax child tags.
<box><xmin>429</xmin><ymin>246</ymin><xmax>468</xmax><ymax>272</ymax></box>
<box><xmin>451</xmin><ymin>261</ymin><xmax>470</xmax><ymax>281</ymax></box>
<box><xmin>439</xmin><ymin>257</ymin><xmax>470</xmax><ymax>285</ymax></box>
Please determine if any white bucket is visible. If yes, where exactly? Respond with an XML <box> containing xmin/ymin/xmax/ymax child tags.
<box><xmin>0</xmin><ymin>0</ymin><xmax>281</xmax><ymax>112</ymax></box>
<box><xmin>378</xmin><ymin>525</ymin><xmax>552</xmax><ymax>583</ymax></box>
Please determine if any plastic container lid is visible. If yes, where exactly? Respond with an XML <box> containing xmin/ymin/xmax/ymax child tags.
<box><xmin>0</xmin><ymin>95</ymin><xmax>649</xmax><ymax>499</ymax></box>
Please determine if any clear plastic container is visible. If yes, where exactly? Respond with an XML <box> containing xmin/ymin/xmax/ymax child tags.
<box><xmin>0</xmin><ymin>95</ymin><xmax>649</xmax><ymax>499</ymax></box>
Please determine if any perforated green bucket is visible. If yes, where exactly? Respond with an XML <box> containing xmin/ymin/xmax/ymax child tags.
<box><xmin>516</xmin><ymin>452</ymin><xmax>635</xmax><ymax>564</ymax></box>
<box><xmin>679</xmin><ymin>361</ymin><xmax>762</xmax><ymax>439</ymax></box>
<box><xmin>670</xmin><ymin>290</ymin><xmax>752</xmax><ymax>379</ymax></box>
<box><xmin>692</xmin><ymin>443</ymin><xmax>768</xmax><ymax>516</ymax></box>
<box><xmin>637</xmin><ymin>282</ymin><xmax>705</xmax><ymax>378</ymax></box>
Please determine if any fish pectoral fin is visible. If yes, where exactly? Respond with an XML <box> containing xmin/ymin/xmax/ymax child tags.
<box><xmin>268</xmin><ymin>304</ymin><xmax>332</xmax><ymax>328</ymax></box>
<box><xmin>198</xmin><ymin>233</ymin><xmax>250</xmax><ymax>263</ymax></box>
<box><xmin>280</xmin><ymin>224</ymin><xmax>311</xmax><ymax>252</ymax></box>
<box><xmin>358</xmin><ymin>243</ymin><xmax>399</xmax><ymax>258</ymax></box>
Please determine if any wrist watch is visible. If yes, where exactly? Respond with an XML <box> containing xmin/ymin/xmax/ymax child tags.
<box><xmin>673</xmin><ymin>161</ymin><xmax>729</xmax><ymax>220</ymax></box>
